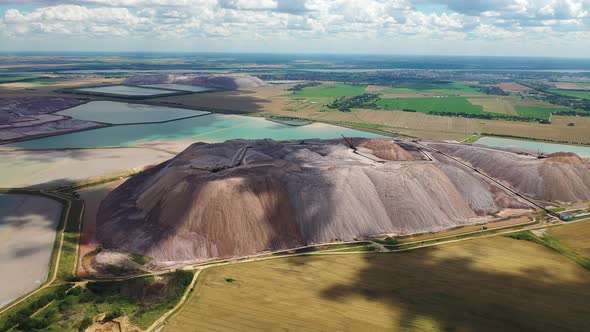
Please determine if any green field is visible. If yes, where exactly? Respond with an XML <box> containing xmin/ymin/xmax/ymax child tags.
<box><xmin>515</xmin><ymin>106</ymin><xmax>564</xmax><ymax>120</ymax></box>
<box><xmin>30</xmin><ymin>81</ymin><xmax>58</xmax><ymax>86</ymax></box>
<box><xmin>377</xmin><ymin>97</ymin><xmax>486</xmax><ymax>115</ymax></box>
<box><xmin>291</xmin><ymin>84</ymin><xmax>368</xmax><ymax>98</ymax></box>
<box><xmin>548</xmin><ymin>89</ymin><xmax>590</xmax><ymax>99</ymax></box>
<box><xmin>381</xmin><ymin>82</ymin><xmax>483</xmax><ymax>95</ymax></box>
<box><xmin>0</xmin><ymin>75</ymin><xmax>41</xmax><ymax>83</ymax></box>
<box><xmin>165</xmin><ymin>237</ymin><xmax>590</xmax><ymax>332</ymax></box>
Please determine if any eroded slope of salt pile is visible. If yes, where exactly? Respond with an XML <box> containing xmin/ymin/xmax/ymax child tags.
<box><xmin>96</xmin><ymin>139</ymin><xmax>527</xmax><ymax>262</ymax></box>
<box><xmin>124</xmin><ymin>74</ymin><xmax>265</xmax><ymax>90</ymax></box>
<box><xmin>429</xmin><ymin>143</ymin><xmax>590</xmax><ymax>202</ymax></box>
<box><xmin>434</xmin><ymin>153</ymin><xmax>530</xmax><ymax>214</ymax></box>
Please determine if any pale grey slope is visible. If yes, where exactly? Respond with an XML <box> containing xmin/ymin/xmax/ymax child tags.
<box><xmin>97</xmin><ymin>139</ymin><xmax>539</xmax><ymax>263</ymax></box>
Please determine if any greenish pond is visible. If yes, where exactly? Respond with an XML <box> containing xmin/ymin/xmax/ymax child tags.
<box><xmin>57</xmin><ymin>101</ymin><xmax>209</xmax><ymax>124</ymax></box>
<box><xmin>476</xmin><ymin>136</ymin><xmax>590</xmax><ymax>157</ymax></box>
<box><xmin>11</xmin><ymin>114</ymin><xmax>383</xmax><ymax>149</ymax></box>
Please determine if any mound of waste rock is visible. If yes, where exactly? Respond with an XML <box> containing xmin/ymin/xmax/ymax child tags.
<box><xmin>97</xmin><ymin>139</ymin><xmax>532</xmax><ymax>263</ymax></box>
<box><xmin>124</xmin><ymin>74</ymin><xmax>265</xmax><ymax>90</ymax></box>
<box><xmin>428</xmin><ymin>142</ymin><xmax>590</xmax><ymax>202</ymax></box>
<box><xmin>0</xmin><ymin>96</ymin><xmax>83</xmax><ymax>124</ymax></box>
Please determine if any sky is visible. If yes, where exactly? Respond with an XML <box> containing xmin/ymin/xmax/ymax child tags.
<box><xmin>0</xmin><ymin>0</ymin><xmax>589</xmax><ymax>57</ymax></box>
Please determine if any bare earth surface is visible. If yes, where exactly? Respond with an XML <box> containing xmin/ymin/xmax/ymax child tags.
<box><xmin>0</xmin><ymin>194</ymin><xmax>62</xmax><ymax>308</ymax></box>
<box><xmin>0</xmin><ymin>148</ymin><xmax>173</xmax><ymax>188</ymax></box>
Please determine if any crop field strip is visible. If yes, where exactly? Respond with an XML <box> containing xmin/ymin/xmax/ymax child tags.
<box><xmin>376</xmin><ymin>97</ymin><xmax>487</xmax><ymax>115</ymax></box>
<box><xmin>378</xmin><ymin>81</ymin><xmax>484</xmax><ymax>95</ymax></box>
<box><xmin>548</xmin><ymin>89</ymin><xmax>590</xmax><ymax>99</ymax></box>
<box><xmin>467</xmin><ymin>97</ymin><xmax>516</xmax><ymax>114</ymax></box>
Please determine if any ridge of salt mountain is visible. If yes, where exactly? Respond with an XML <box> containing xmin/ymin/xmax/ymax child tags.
<box><xmin>96</xmin><ymin>138</ymin><xmax>540</xmax><ymax>263</ymax></box>
<box><xmin>124</xmin><ymin>74</ymin><xmax>265</xmax><ymax>90</ymax></box>
<box><xmin>427</xmin><ymin>142</ymin><xmax>590</xmax><ymax>202</ymax></box>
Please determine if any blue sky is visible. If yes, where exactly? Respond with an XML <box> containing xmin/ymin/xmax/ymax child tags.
<box><xmin>0</xmin><ymin>0</ymin><xmax>589</xmax><ymax>57</ymax></box>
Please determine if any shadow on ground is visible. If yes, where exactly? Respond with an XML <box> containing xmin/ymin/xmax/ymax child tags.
<box><xmin>319</xmin><ymin>244</ymin><xmax>590</xmax><ymax>332</ymax></box>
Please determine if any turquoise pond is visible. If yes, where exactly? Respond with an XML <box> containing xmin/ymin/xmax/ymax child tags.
<box><xmin>75</xmin><ymin>85</ymin><xmax>178</xmax><ymax>96</ymax></box>
<box><xmin>476</xmin><ymin>136</ymin><xmax>590</xmax><ymax>157</ymax></box>
<box><xmin>11</xmin><ymin>114</ymin><xmax>383</xmax><ymax>149</ymax></box>
<box><xmin>57</xmin><ymin>101</ymin><xmax>209</xmax><ymax>124</ymax></box>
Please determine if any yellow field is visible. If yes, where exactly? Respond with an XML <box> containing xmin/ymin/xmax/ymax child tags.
<box><xmin>165</xmin><ymin>237</ymin><xmax>590</xmax><ymax>332</ymax></box>
<box><xmin>468</xmin><ymin>97</ymin><xmax>516</xmax><ymax>115</ymax></box>
<box><xmin>548</xmin><ymin>221</ymin><xmax>590</xmax><ymax>257</ymax></box>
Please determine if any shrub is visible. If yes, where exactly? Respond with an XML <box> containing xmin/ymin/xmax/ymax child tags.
<box><xmin>79</xmin><ymin>316</ymin><xmax>93</xmax><ymax>331</ymax></box>
<box><xmin>68</xmin><ymin>286</ymin><xmax>83</xmax><ymax>296</ymax></box>
<box><xmin>105</xmin><ymin>308</ymin><xmax>125</xmax><ymax>320</ymax></box>
<box><xmin>173</xmin><ymin>270</ymin><xmax>194</xmax><ymax>287</ymax></box>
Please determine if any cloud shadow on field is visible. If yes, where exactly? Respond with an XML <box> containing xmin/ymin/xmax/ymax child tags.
<box><xmin>320</xmin><ymin>243</ymin><xmax>590</xmax><ymax>332</ymax></box>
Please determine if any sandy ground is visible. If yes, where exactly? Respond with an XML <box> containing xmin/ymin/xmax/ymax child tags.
<box><xmin>77</xmin><ymin>179</ymin><xmax>125</xmax><ymax>277</ymax></box>
<box><xmin>0</xmin><ymin>147</ymin><xmax>173</xmax><ymax>188</ymax></box>
<box><xmin>0</xmin><ymin>194</ymin><xmax>62</xmax><ymax>308</ymax></box>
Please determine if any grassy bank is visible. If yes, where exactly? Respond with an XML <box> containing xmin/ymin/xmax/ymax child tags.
<box><xmin>506</xmin><ymin>228</ymin><xmax>590</xmax><ymax>271</ymax></box>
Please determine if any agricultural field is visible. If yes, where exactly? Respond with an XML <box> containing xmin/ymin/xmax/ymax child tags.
<box><xmin>379</xmin><ymin>81</ymin><xmax>484</xmax><ymax>95</ymax></box>
<box><xmin>553</xmin><ymin>82</ymin><xmax>590</xmax><ymax>90</ymax></box>
<box><xmin>468</xmin><ymin>97</ymin><xmax>516</xmax><ymax>115</ymax></box>
<box><xmin>493</xmin><ymin>83</ymin><xmax>532</xmax><ymax>93</ymax></box>
<box><xmin>548</xmin><ymin>89</ymin><xmax>590</xmax><ymax>99</ymax></box>
<box><xmin>515</xmin><ymin>106</ymin><xmax>564</xmax><ymax>120</ymax></box>
<box><xmin>548</xmin><ymin>221</ymin><xmax>590</xmax><ymax>258</ymax></box>
<box><xmin>165</xmin><ymin>237</ymin><xmax>590</xmax><ymax>332</ymax></box>
<box><xmin>290</xmin><ymin>83</ymin><xmax>368</xmax><ymax>98</ymax></box>
<box><xmin>376</xmin><ymin>97</ymin><xmax>487</xmax><ymax>115</ymax></box>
